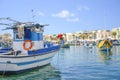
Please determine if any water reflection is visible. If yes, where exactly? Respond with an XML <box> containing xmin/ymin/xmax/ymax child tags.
<box><xmin>98</xmin><ymin>51</ymin><xmax>112</xmax><ymax>60</ymax></box>
<box><xmin>0</xmin><ymin>65</ymin><xmax>61</xmax><ymax>80</ymax></box>
<box><xmin>98</xmin><ymin>50</ymin><xmax>113</xmax><ymax>65</ymax></box>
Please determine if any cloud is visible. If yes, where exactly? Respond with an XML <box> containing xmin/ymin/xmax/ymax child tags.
<box><xmin>52</xmin><ymin>10</ymin><xmax>79</xmax><ymax>22</ymax></box>
<box><xmin>52</xmin><ymin>10</ymin><xmax>75</xmax><ymax>18</ymax></box>
<box><xmin>77</xmin><ymin>5</ymin><xmax>90</xmax><ymax>11</ymax></box>
<box><xmin>37</xmin><ymin>12</ymin><xmax>45</xmax><ymax>16</ymax></box>
<box><xmin>67</xmin><ymin>17</ymin><xmax>80</xmax><ymax>22</ymax></box>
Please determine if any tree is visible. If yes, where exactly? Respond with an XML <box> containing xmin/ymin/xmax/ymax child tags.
<box><xmin>72</xmin><ymin>34</ymin><xmax>75</xmax><ymax>40</ymax></box>
<box><xmin>112</xmin><ymin>32</ymin><xmax>117</xmax><ymax>39</ymax></box>
<box><xmin>80</xmin><ymin>33</ymin><xmax>86</xmax><ymax>40</ymax></box>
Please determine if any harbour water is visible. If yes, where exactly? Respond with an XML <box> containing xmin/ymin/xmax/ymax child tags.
<box><xmin>1</xmin><ymin>45</ymin><xmax>120</xmax><ymax>80</ymax></box>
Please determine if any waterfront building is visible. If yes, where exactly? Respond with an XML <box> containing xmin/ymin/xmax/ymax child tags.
<box><xmin>90</xmin><ymin>30</ymin><xmax>97</xmax><ymax>41</ymax></box>
<box><xmin>43</xmin><ymin>28</ymin><xmax>120</xmax><ymax>43</ymax></box>
<box><xmin>96</xmin><ymin>30</ymin><xmax>111</xmax><ymax>40</ymax></box>
<box><xmin>0</xmin><ymin>35</ymin><xmax>2</xmax><ymax>42</ymax></box>
<box><xmin>43</xmin><ymin>34</ymin><xmax>52</xmax><ymax>42</ymax></box>
<box><xmin>111</xmin><ymin>28</ymin><xmax>120</xmax><ymax>40</ymax></box>
<box><xmin>66</xmin><ymin>33</ymin><xmax>74</xmax><ymax>41</ymax></box>
<box><xmin>2</xmin><ymin>33</ymin><xmax>12</xmax><ymax>42</ymax></box>
<box><xmin>0</xmin><ymin>33</ymin><xmax>12</xmax><ymax>42</ymax></box>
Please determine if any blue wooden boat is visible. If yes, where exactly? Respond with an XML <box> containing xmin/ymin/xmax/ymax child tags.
<box><xmin>0</xmin><ymin>18</ymin><xmax>60</xmax><ymax>74</ymax></box>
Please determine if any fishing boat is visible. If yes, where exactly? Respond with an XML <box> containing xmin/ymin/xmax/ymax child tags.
<box><xmin>57</xmin><ymin>34</ymin><xmax>70</xmax><ymax>48</ymax></box>
<box><xmin>61</xmin><ymin>43</ymin><xmax>70</xmax><ymax>48</ymax></box>
<box><xmin>0</xmin><ymin>18</ymin><xmax>60</xmax><ymax>74</ymax></box>
<box><xmin>97</xmin><ymin>39</ymin><xmax>112</xmax><ymax>51</ymax></box>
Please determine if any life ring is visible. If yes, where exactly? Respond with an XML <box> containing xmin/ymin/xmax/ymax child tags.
<box><xmin>23</xmin><ymin>40</ymin><xmax>33</xmax><ymax>50</ymax></box>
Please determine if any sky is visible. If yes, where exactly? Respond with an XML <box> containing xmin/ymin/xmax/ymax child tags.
<box><xmin>0</xmin><ymin>0</ymin><xmax>120</xmax><ymax>35</ymax></box>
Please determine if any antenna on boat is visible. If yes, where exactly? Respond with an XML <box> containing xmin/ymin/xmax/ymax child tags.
<box><xmin>0</xmin><ymin>23</ymin><xmax>11</xmax><ymax>26</ymax></box>
<box><xmin>0</xmin><ymin>17</ymin><xmax>20</xmax><ymax>23</ymax></box>
<box><xmin>31</xmin><ymin>9</ymin><xmax>35</xmax><ymax>23</ymax></box>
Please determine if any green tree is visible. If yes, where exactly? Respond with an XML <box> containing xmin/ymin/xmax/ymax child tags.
<box><xmin>112</xmin><ymin>32</ymin><xmax>117</xmax><ymax>39</ymax></box>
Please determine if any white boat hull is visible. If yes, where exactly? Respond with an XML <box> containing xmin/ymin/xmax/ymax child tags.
<box><xmin>0</xmin><ymin>50</ymin><xmax>58</xmax><ymax>74</ymax></box>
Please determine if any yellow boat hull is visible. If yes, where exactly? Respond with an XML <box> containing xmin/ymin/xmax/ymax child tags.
<box><xmin>97</xmin><ymin>40</ymin><xmax>112</xmax><ymax>51</ymax></box>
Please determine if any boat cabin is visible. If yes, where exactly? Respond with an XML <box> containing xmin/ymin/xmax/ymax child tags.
<box><xmin>12</xmin><ymin>23</ymin><xmax>45</xmax><ymax>54</ymax></box>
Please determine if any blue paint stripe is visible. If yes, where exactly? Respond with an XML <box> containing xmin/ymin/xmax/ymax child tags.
<box><xmin>14</xmin><ymin>39</ymin><xmax>43</xmax><ymax>42</ymax></box>
<box><xmin>0</xmin><ymin>56</ymin><xmax>53</xmax><ymax>66</ymax></box>
<box><xmin>28</xmin><ymin>45</ymin><xmax>60</xmax><ymax>55</ymax></box>
<box><xmin>16</xmin><ymin>56</ymin><xmax>52</xmax><ymax>66</ymax></box>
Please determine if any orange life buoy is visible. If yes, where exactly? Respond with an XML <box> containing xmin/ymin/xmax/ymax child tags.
<box><xmin>23</xmin><ymin>40</ymin><xmax>33</xmax><ymax>50</ymax></box>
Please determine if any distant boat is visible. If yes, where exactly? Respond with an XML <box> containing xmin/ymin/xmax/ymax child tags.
<box><xmin>61</xmin><ymin>44</ymin><xmax>70</xmax><ymax>48</ymax></box>
<box><xmin>112</xmin><ymin>39</ymin><xmax>120</xmax><ymax>46</ymax></box>
<box><xmin>0</xmin><ymin>42</ymin><xmax>12</xmax><ymax>53</ymax></box>
<box><xmin>0</xmin><ymin>18</ymin><xmax>60</xmax><ymax>74</ymax></box>
<box><xmin>56</xmin><ymin>34</ymin><xmax>70</xmax><ymax>48</ymax></box>
<box><xmin>68</xmin><ymin>40</ymin><xmax>80</xmax><ymax>45</ymax></box>
<box><xmin>97</xmin><ymin>39</ymin><xmax>112</xmax><ymax>51</ymax></box>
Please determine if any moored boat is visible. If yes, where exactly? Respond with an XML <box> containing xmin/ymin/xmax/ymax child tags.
<box><xmin>57</xmin><ymin>34</ymin><xmax>70</xmax><ymax>48</ymax></box>
<box><xmin>61</xmin><ymin>43</ymin><xmax>70</xmax><ymax>48</ymax></box>
<box><xmin>0</xmin><ymin>18</ymin><xmax>60</xmax><ymax>74</ymax></box>
<box><xmin>97</xmin><ymin>39</ymin><xmax>112</xmax><ymax>51</ymax></box>
<box><xmin>112</xmin><ymin>39</ymin><xmax>120</xmax><ymax>46</ymax></box>
<box><xmin>0</xmin><ymin>42</ymin><xmax>12</xmax><ymax>53</ymax></box>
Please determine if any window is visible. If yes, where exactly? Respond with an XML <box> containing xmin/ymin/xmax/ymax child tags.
<box><xmin>15</xmin><ymin>33</ymin><xmax>23</xmax><ymax>40</ymax></box>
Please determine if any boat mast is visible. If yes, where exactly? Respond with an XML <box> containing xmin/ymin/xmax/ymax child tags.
<box><xmin>31</xmin><ymin>9</ymin><xmax>35</xmax><ymax>23</ymax></box>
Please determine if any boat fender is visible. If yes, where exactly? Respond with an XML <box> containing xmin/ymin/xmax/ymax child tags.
<box><xmin>23</xmin><ymin>40</ymin><xmax>33</xmax><ymax>50</ymax></box>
